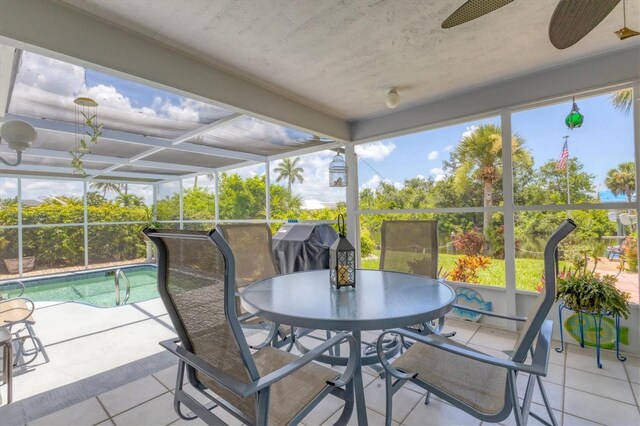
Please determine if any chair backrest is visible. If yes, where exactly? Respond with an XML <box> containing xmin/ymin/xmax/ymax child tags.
<box><xmin>144</xmin><ymin>228</ymin><xmax>260</xmax><ymax>419</ymax></box>
<box><xmin>511</xmin><ymin>219</ymin><xmax>576</xmax><ymax>363</ymax></box>
<box><xmin>379</xmin><ymin>220</ymin><xmax>439</xmax><ymax>277</ymax></box>
<box><xmin>216</xmin><ymin>223</ymin><xmax>278</xmax><ymax>288</ymax></box>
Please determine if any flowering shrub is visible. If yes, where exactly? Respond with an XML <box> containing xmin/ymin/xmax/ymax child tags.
<box><xmin>622</xmin><ymin>236</ymin><xmax>638</xmax><ymax>272</ymax></box>
<box><xmin>451</xmin><ymin>228</ymin><xmax>484</xmax><ymax>256</ymax></box>
<box><xmin>447</xmin><ymin>255</ymin><xmax>492</xmax><ymax>284</ymax></box>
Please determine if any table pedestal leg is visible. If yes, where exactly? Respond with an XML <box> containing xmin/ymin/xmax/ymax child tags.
<box><xmin>352</xmin><ymin>331</ymin><xmax>368</xmax><ymax>426</ymax></box>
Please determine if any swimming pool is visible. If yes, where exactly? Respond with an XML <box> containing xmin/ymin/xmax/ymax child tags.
<box><xmin>0</xmin><ymin>264</ymin><xmax>158</xmax><ymax>308</ymax></box>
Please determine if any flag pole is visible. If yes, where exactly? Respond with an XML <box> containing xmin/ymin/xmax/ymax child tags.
<box><xmin>564</xmin><ymin>135</ymin><xmax>571</xmax><ymax>218</ymax></box>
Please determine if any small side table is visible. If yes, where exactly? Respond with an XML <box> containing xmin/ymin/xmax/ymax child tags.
<box><xmin>555</xmin><ymin>303</ymin><xmax>626</xmax><ymax>368</ymax></box>
<box><xmin>0</xmin><ymin>327</ymin><xmax>12</xmax><ymax>405</ymax></box>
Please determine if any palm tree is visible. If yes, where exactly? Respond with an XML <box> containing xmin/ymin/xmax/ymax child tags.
<box><xmin>605</xmin><ymin>162</ymin><xmax>636</xmax><ymax>202</ymax></box>
<box><xmin>193</xmin><ymin>173</ymin><xmax>215</xmax><ymax>188</ymax></box>
<box><xmin>454</xmin><ymin>124</ymin><xmax>527</xmax><ymax>253</ymax></box>
<box><xmin>90</xmin><ymin>182</ymin><xmax>123</xmax><ymax>197</ymax></box>
<box><xmin>273</xmin><ymin>157</ymin><xmax>304</xmax><ymax>195</ymax></box>
<box><xmin>610</xmin><ymin>89</ymin><xmax>633</xmax><ymax>114</ymax></box>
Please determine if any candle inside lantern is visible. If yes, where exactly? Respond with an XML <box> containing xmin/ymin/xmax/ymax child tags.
<box><xmin>338</xmin><ymin>264</ymin><xmax>349</xmax><ymax>286</ymax></box>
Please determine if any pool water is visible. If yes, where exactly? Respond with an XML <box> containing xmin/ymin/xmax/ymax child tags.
<box><xmin>3</xmin><ymin>265</ymin><xmax>158</xmax><ymax>308</ymax></box>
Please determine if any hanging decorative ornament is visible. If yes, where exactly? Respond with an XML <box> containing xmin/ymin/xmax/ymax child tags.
<box><xmin>72</xmin><ymin>69</ymin><xmax>102</xmax><ymax>176</ymax></box>
<box><xmin>329</xmin><ymin>151</ymin><xmax>348</xmax><ymax>187</ymax></box>
<box><xmin>565</xmin><ymin>96</ymin><xmax>584</xmax><ymax>129</ymax></box>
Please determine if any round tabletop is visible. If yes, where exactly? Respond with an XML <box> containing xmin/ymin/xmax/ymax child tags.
<box><xmin>241</xmin><ymin>269</ymin><xmax>456</xmax><ymax>331</ymax></box>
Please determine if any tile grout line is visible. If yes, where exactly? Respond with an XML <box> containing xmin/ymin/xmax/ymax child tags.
<box><xmin>99</xmin><ymin>389</ymin><xmax>173</xmax><ymax>422</ymax></box>
<box><xmin>151</xmin><ymin>371</ymin><xmax>175</xmax><ymax>392</ymax></box>
<box><xmin>620</xmin><ymin>359</ymin><xmax>640</xmax><ymax>413</ymax></box>
<box><xmin>92</xmin><ymin>396</ymin><xmax>112</xmax><ymax>426</ymax></box>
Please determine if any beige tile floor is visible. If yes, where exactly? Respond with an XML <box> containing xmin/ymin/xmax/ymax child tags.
<box><xmin>18</xmin><ymin>318</ymin><xmax>640</xmax><ymax>426</ymax></box>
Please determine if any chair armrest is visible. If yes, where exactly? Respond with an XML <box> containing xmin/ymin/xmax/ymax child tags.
<box><xmin>0</xmin><ymin>297</ymin><xmax>35</xmax><ymax>326</ymax></box>
<box><xmin>161</xmin><ymin>332</ymin><xmax>358</xmax><ymax>399</ymax></box>
<box><xmin>244</xmin><ymin>331</ymin><xmax>358</xmax><ymax>395</ymax></box>
<box><xmin>451</xmin><ymin>304</ymin><xmax>527</xmax><ymax>322</ymax></box>
<box><xmin>377</xmin><ymin>328</ymin><xmax>547</xmax><ymax>377</ymax></box>
<box><xmin>0</xmin><ymin>280</ymin><xmax>25</xmax><ymax>299</ymax></box>
<box><xmin>160</xmin><ymin>338</ymin><xmax>249</xmax><ymax>397</ymax></box>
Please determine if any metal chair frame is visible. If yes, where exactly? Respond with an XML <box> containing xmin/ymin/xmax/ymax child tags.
<box><xmin>216</xmin><ymin>223</ymin><xmax>294</xmax><ymax>351</ymax></box>
<box><xmin>0</xmin><ymin>295</ymin><xmax>49</xmax><ymax>368</ymax></box>
<box><xmin>145</xmin><ymin>228</ymin><xmax>358</xmax><ymax>425</ymax></box>
<box><xmin>377</xmin><ymin>219</ymin><xmax>577</xmax><ymax>426</ymax></box>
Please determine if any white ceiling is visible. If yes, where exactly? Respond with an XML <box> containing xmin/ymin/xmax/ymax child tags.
<box><xmin>62</xmin><ymin>0</ymin><xmax>640</xmax><ymax>121</ymax></box>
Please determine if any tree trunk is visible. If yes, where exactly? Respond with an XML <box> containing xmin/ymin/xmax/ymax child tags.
<box><xmin>483</xmin><ymin>180</ymin><xmax>492</xmax><ymax>255</ymax></box>
<box><xmin>288</xmin><ymin>179</ymin><xmax>292</xmax><ymax>195</ymax></box>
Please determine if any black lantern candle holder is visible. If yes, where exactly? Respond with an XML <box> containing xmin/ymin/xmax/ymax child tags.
<box><xmin>330</xmin><ymin>214</ymin><xmax>356</xmax><ymax>288</ymax></box>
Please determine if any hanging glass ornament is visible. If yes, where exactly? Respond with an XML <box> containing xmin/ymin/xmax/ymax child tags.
<box><xmin>565</xmin><ymin>97</ymin><xmax>584</xmax><ymax>129</ymax></box>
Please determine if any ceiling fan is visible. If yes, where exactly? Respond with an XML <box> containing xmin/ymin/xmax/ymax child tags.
<box><xmin>441</xmin><ymin>0</ymin><xmax>639</xmax><ymax>49</ymax></box>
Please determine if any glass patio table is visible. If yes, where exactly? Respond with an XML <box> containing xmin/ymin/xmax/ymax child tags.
<box><xmin>241</xmin><ymin>269</ymin><xmax>456</xmax><ymax>425</ymax></box>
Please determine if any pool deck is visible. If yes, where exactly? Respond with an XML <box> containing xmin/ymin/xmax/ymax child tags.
<box><xmin>0</xmin><ymin>298</ymin><xmax>177</xmax><ymax>422</ymax></box>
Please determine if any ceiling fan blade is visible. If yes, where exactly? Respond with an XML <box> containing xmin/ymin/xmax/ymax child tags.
<box><xmin>549</xmin><ymin>0</ymin><xmax>621</xmax><ymax>49</ymax></box>
<box><xmin>442</xmin><ymin>0</ymin><xmax>513</xmax><ymax>29</ymax></box>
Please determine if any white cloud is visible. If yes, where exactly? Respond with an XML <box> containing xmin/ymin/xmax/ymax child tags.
<box><xmin>9</xmin><ymin>52</ymin><xmax>232</xmax><ymax>139</ymax></box>
<box><xmin>360</xmin><ymin>175</ymin><xmax>383</xmax><ymax>191</ymax></box>
<box><xmin>232</xmin><ymin>163</ymin><xmax>265</xmax><ymax>179</ymax></box>
<box><xmin>302</xmin><ymin>199</ymin><xmax>336</xmax><ymax>210</ymax></box>
<box><xmin>461</xmin><ymin>125</ymin><xmax>479</xmax><ymax>139</ymax></box>
<box><xmin>355</xmin><ymin>141</ymin><xmax>396</xmax><ymax>161</ymax></box>
<box><xmin>444</xmin><ymin>145</ymin><xmax>454</xmax><ymax>152</ymax></box>
<box><xmin>359</xmin><ymin>174</ymin><xmax>403</xmax><ymax>192</ymax></box>
<box><xmin>430</xmin><ymin>167</ymin><xmax>445</xmax><ymax>182</ymax></box>
<box><xmin>428</xmin><ymin>151</ymin><xmax>439</xmax><ymax>160</ymax></box>
<box><xmin>0</xmin><ymin>178</ymin><xmax>18</xmax><ymax>199</ymax></box>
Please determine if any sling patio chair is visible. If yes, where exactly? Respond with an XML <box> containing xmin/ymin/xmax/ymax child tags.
<box><xmin>144</xmin><ymin>228</ymin><xmax>358</xmax><ymax>425</ymax></box>
<box><xmin>378</xmin><ymin>220</ymin><xmax>451</xmax><ymax>341</ymax></box>
<box><xmin>376</xmin><ymin>219</ymin><xmax>576</xmax><ymax>426</ymax></box>
<box><xmin>217</xmin><ymin>223</ymin><xmax>294</xmax><ymax>350</ymax></box>
<box><xmin>0</xmin><ymin>288</ymin><xmax>49</xmax><ymax>368</ymax></box>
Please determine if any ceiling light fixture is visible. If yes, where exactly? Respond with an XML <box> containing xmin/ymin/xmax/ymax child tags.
<box><xmin>615</xmin><ymin>0</ymin><xmax>639</xmax><ymax>40</ymax></box>
<box><xmin>0</xmin><ymin>120</ymin><xmax>38</xmax><ymax>166</ymax></box>
<box><xmin>385</xmin><ymin>88</ymin><xmax>401</xmax><ymax>109</ymax></box>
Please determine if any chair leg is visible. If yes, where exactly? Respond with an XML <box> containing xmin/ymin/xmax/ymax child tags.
<box><xmin>174</xmin><ymin>360</ymin><xmax>198</xmax><ymax>421</ymax></box>
<box><xmin>332</xmin><ymin>381</ymin><xmax>354</xmax><ymax>426</ymax></box>
<box><xmin>2</xmin><ymin>340</ymin><xmax>12</xmax><ymax>404</ymax></box>
<box><xmin>536</xmin><ymin>375</ymin><xmax>558</xmax><ymax>426</ymax></box>
<box><xmin>520</xmin><ymin>374</ymin><xmax>536</xmax><ymax>424</ymax></box>
<box><xmin>384</xmin><ymin>372</ymin><xmax>393</xmax><ymax>426</ymax></box>
<box><xmin>508</xmin><ymin>371</ymin><xmax>524</xmax><ymax>426</ymax></box>
<box><xmin>424</xmin><ymin>391</ymin><xmax>431</xmax><ymax>405</ymax></box>
<box><xmin>255</xmin><ymin>389</ymin><xmax>270</xmax><ymax>426</ymax></box>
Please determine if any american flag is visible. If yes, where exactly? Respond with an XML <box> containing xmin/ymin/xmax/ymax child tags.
<box><xmin>556</xmin><ymin>140</ymin><xmax>569</xmax><ymax>171</ymax></box>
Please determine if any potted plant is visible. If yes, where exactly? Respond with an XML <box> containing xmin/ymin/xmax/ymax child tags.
<box><xmin>556</xmin><ymin>270</ymin><xmax>631</xmax><ymax>319</ymax></box>
<box><xmin>555</xmin><ymin>247</ymin><xmax>631</xmax><ymax>320</ymax></box>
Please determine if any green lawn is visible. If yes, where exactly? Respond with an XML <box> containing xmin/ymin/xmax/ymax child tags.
<box><xmin>361</xmin><ymin>251</ymin><xmax>553</xmax><ymax>292</ymax></box>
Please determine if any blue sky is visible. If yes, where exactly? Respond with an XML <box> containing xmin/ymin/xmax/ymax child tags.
<box><xmin>356</xmin><ymin>91</ymin><xmax>634</xmax><ymax>202</ymax></box>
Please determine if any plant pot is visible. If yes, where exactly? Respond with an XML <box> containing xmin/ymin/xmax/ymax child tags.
<box><xmin>3</xmin><ymin>256</ymin><xmax>35</xmax><ymax>274</ymax></box>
